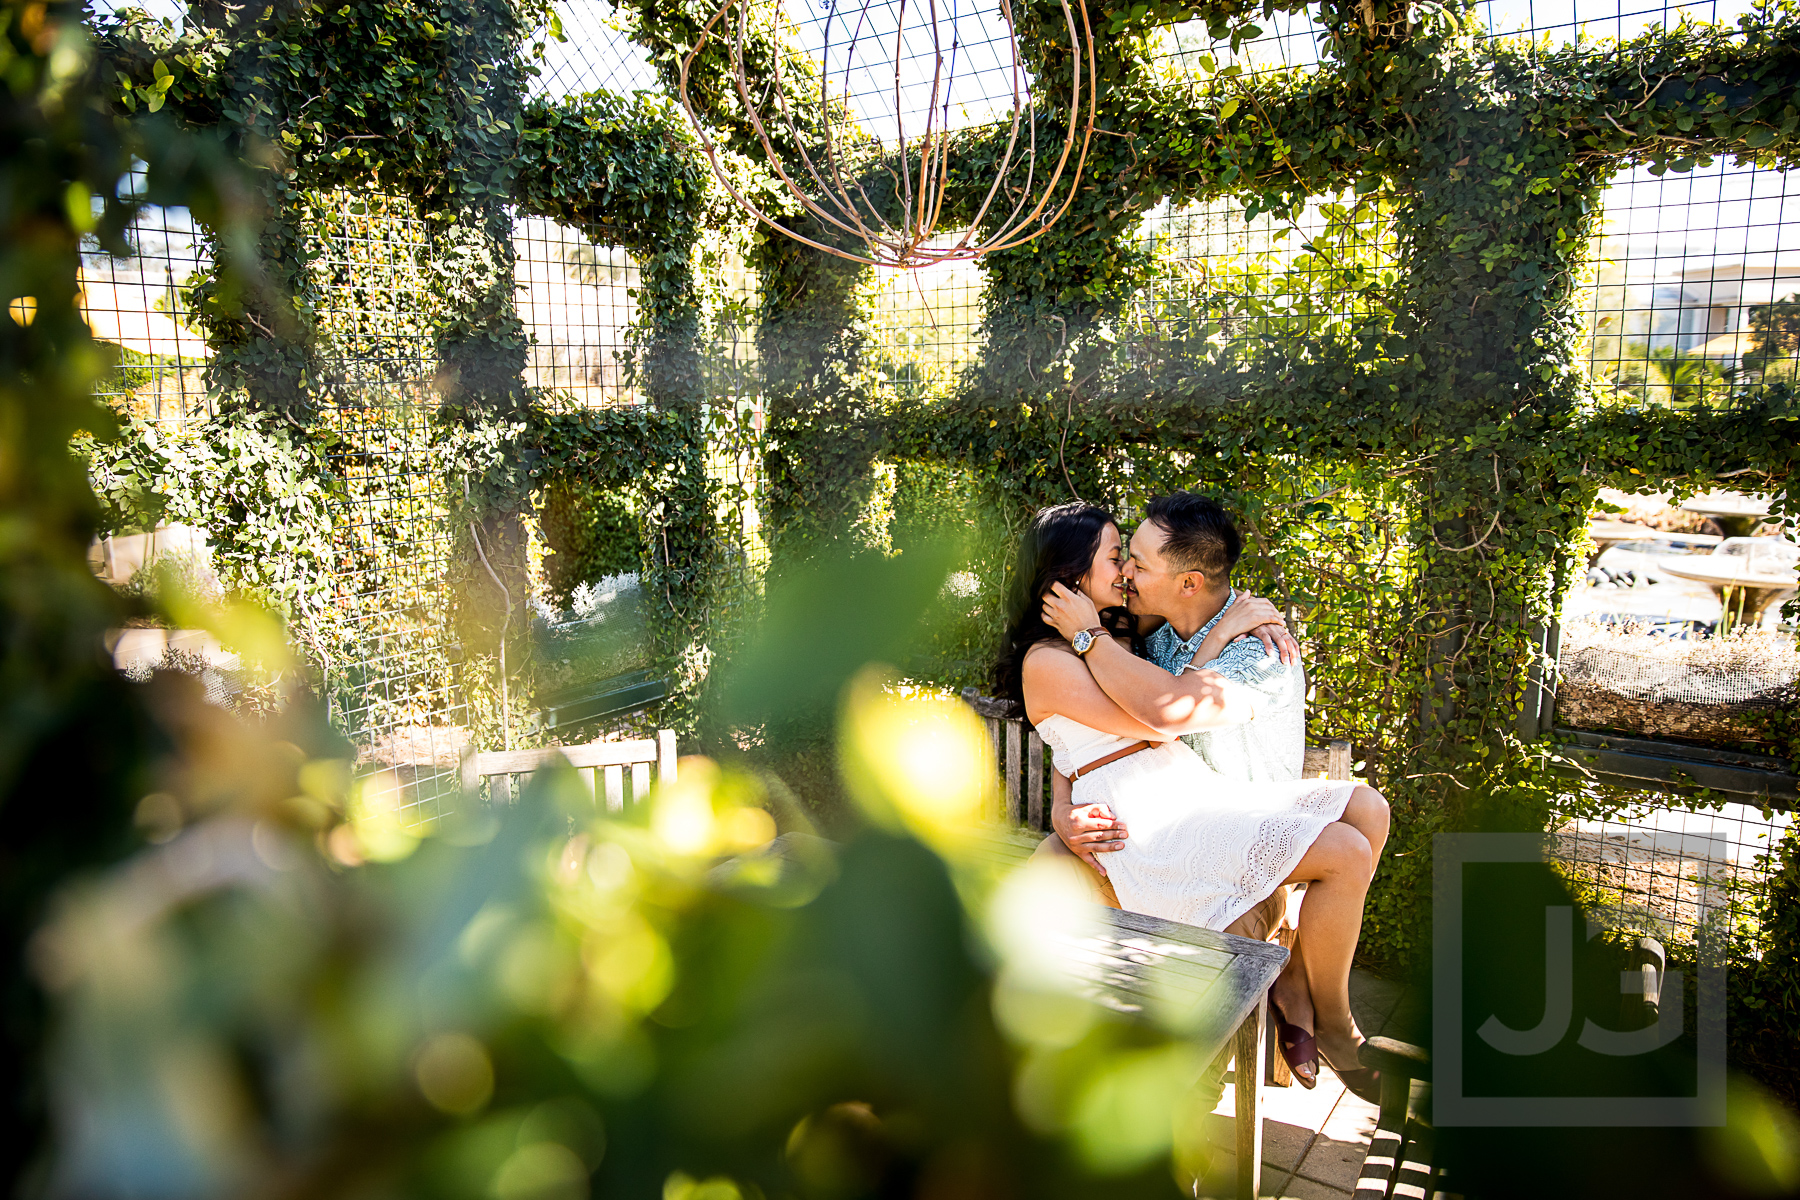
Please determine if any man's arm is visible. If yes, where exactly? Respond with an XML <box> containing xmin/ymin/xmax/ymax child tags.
<box><xmin>1041</xmin><ymin>584</ymin><xmax>1270</xmax><ymax>736</ymax></box>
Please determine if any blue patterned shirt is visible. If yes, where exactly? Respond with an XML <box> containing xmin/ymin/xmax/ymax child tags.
<box><xmin>1142</xmin><ymin>591</ymin><xmax>1307</xmax><ymax>782</ymax></box>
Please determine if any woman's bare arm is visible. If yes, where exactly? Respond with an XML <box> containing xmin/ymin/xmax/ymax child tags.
<box><xmin>1020</xmin><ymin>641</ymin><xmax>1170</xmax><ymax>740</ymax></box>
<box><xmin>1192</xmin><ymin>596</ymin><xmax>1299</xmax><ymax>666</ymax></box>
<box><xmin>1037</xmin><ymin>584</ymin><xmax>1260</xmax><ymax>735</ymax></box>
<box><xmin>1080</xmin><ymin>639</ymin><xmax>1257</xmax><ymax>735</ymax></box>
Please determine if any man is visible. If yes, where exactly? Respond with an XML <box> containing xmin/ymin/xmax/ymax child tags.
<box><xmin>1033</xmin><ymin>491</ymin><xmax>1306</xmax><ymax>943</ymax></box>
<box><xmin>1128</xmin><ymin>491</ymin><xmax>1305</xmax><ymax>783</ymax></box>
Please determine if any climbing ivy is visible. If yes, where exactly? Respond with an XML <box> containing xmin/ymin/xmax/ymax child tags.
<box><xmin>80</xmin><ymin>0</ymin><xmax>1800</xmax><ymax>1048</ymax></box>
<box><xmin>612</xmin><ymin>0</ymin><xmax>1800</xmax><ymax>985</ymax></box>
<box><xmin>91</xmin><ymin>0</ymin><xmax>738</xmax><ymax>749</ymax></box>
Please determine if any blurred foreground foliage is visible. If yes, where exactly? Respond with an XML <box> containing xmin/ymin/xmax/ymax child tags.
<box><xmin>32</xmin><ymin>668</ymin><xmax>1230</xmax><ymax>1200</ymax></box>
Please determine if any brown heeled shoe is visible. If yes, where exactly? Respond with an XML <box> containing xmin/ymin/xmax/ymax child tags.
<box><xmin>1322</xmin><ymin>1046</ymin><xmax>1382</xmax><ymax>1105</ymax></box>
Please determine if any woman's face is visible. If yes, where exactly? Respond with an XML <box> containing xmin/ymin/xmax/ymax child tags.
<box><xmin>1076</xmin><ymin>523</ymin><xmax>1125</xmax><ymax>609</ymax></box>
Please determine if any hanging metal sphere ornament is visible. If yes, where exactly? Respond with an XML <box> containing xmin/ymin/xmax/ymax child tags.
<box><xmin>678</xmin><ymin>0</ymin><xmax>1097</xmax><ymax>269</ymax></box>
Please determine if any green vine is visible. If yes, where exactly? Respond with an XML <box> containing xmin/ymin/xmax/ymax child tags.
<box><xmin>80</xmin><ymin>0</ymin><xmax>1800</xmax><ymax>1070</ymax></box>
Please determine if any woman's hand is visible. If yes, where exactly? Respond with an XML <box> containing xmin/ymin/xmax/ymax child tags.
<box><xmin>1251</xmin><ymin>622</ymin><xmax>1300</xmax><ymax>665</ymax></box>
<box><xmin>1042</xmin><ymin>581</ymin><xmax>1103</xmax><ymax>642</ymax></box>
<box><xmin>1218</xmin><ymin>593</ymin><xmax>1300</xmax><ymax>666</ymax></box>
<box><xmin>1219</xmin><ymin>593</ymin><xmax>1283</xmax><ymax>639</ymax></box>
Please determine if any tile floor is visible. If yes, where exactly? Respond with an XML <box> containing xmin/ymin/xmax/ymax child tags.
<box><xmin>1195</xmin><ymin>969</ymin><xmax>1420</xmax><ymax>1199</ymax></box>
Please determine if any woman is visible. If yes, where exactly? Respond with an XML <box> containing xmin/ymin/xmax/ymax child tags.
<box><xmin>996</xmin><ymin>501</ymin><xmax>1387</xmax><ymax>1098</ymax></box>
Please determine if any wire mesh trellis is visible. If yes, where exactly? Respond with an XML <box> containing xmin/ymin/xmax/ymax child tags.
<box><xmin>80</xmin><ymin>190</ymin><xmax>477</xmax><ymax>819</ymax></box>
<box><xmin>1582</xmin><ymin>159</ymin><xmax>1800</xmax><ymax>409</ymax></box>
<box><xmin>869</xmin><ymin>246</ymin><xmax>988</xmax><ymax>401</ymax></box>
<box><xmin>76</xmin><ymin>0</ymin><xmax>1796</xmax><ymax>926</ymax></box>
<box><xmin>1131</xmin><ymin>191</ymin><xmax>1401</xmax><ymax>360</ymax></box>
<box><xmin>515</xmin><ymin>215</ymin><xmax>643</xmax><ymax>408</ymax></box>
<box><xmin>530</xmin><ymin>0</ymin><xmax>660</xmax><ymax>99</ymax></box>
<box><xmin>1553</xmin><ymin>788</ymin><xmax>1793</xmax><ymax>956</ymax></box>
<box><xmin>83</xmin><ymin>203</ymin><xmax>212</xmax><ymax>429</ymax></box>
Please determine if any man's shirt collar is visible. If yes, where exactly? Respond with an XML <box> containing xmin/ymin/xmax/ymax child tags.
<box><xmin>1144</xmin><ymin>588</ymin><xmax>1236</xmax><ymax>673</ymax></box>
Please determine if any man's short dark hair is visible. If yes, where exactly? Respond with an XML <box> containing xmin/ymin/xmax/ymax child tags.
<box><xmin>1143</xmin><ymin>491</ymin><xmax>1241</xmax><ymax>584</ymax></box>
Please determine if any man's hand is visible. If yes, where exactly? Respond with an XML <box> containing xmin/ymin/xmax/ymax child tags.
<box><xmin>1051</xmin><ymin>769</ymin><xmax>1128</xmax><ymax>876</ymax></box>
<box><xmin>1041</xmin><ymin>581</ymin><xmax>1102</xmax><ymax>642</ymax></box>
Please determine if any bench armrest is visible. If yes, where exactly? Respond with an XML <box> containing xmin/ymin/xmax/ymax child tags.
<box><xmin>1360</xmin><ymin>1035</ymin><xmax>1431</xmax><ymax>1082</ymax></box>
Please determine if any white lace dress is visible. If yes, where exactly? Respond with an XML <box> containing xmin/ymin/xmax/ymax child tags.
<box><xmin>1037</xmin><ymin>713</ymin><xmax>1357</xmax><ymax>931</ymax></box>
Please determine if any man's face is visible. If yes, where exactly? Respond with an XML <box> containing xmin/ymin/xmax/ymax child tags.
<box><xmin>1123</xmin><ymin>521</ymin><xmax>1180</xmax><ymax>618</ymax></box>
<box><xmin>1122</xmin><ymin>519</ymin><xmax>1198</xmax><ymax>619</ymax></box>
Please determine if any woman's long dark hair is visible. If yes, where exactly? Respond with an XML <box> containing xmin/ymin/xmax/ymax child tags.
<box><xmin>993</xmin><ymin>502</ymin><xmax>1133</xmax><ymax>705</ymax></box>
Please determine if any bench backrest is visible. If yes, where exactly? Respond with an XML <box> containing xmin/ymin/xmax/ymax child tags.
<box><xmin>963</xmin><ymin>692</ymin><xmax>1354</xmax><ymax>831</ymax></box>
<box><xmin>461</xmin><ymin>730</ymin><xmax>678</xmax><ymax>808</ymax></box>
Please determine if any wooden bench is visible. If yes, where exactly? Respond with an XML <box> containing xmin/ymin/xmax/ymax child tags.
<box><xmin>1352</xmin><ymin>1036</ymin><xmax>1437</xmax><ymax>1200</ymax></box>
<box><xmin>969</xmin><ymin>825</ymin><xmax>1288</xmax><ymax>1200</ymax></box>
<box><xmin>961</xmin><ymin>689</ymin><xmax>1354</xmax><ymax>831</ymax></box>
<box><xmin>460</xmin><ymin>730</ymin><xmax>678</xmax><ymax>806</ymax></box>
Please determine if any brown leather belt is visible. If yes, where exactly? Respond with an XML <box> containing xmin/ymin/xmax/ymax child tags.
<box><xmin>1066</xmin><ymin>740</ymin><xmax>1153</xmax><ymax>781</ymax></box>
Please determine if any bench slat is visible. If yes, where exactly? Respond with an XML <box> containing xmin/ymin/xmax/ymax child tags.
<box><xmin>1107</xmin><ymin>907</ymin><xmax>1290</xmax><ymax>970</ymax></box>
<box><xmin>561</xmin><ymin>739</ymin><xmax>662</xmax><ymax>770</ymax></box>
<box><xmin>1057</xmin><ymin>950</ymin><xmax>1227</xmax><ymax>1005</ymax></box>
<box><xmin>1061</xmin><ymin>940</ymin><xmax>1233</xmax><ymax>991</ymax></box>
<box><xmin>1058</xmin><ymin>953</ymin><xmax>1223</xmax><ymax>1005</ymax></box>
<box><xmin>467</xmin><ymin>740</ymin><xmax>658</xmax><ymax>777</ymax></box>
<box><xmin>1005</xmin><ymin>721</ymin><xmax>1022</xmax><ymax>824</ymax></box>
<box><xmin>1027</xmin><ymin>731</ymin><xmax>1044</xmax><ymax>830</ymax></box>
<box><xmin>1066</xmin><ymin>926</ymin><xmax>1241</xmax><ymax>975</ymax></box>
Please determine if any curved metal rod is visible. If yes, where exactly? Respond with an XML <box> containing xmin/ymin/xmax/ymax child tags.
<box><xmin>676</xmin><ymin>0</ymin><xmax>1097</xmax><ymax>268</ymax></box>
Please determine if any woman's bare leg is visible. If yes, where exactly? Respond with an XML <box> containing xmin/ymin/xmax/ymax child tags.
<box><xmin>1283</xmin><ymin>821</ymin><xmax>1374</xmax><ymax>1071</ymax></box>
<box><xmin>1271</xmin><ymin>930</ymin><xmax>1312</xmax><ymax>1030</ymax></box>
<box><xmin>1269</xmin><ymin>929</ymin><xmax>1317</xmax><ymax>1083</ymax></box>
<box><xmin>1274</xmin><ymin>787</ymin><xmax>1385</xmax><ymax>1046</ymax></box>
<box><xmin>1336</xmin><ymin>786</ymin><xmax>1390</xmax><ymax>877</ymax></box>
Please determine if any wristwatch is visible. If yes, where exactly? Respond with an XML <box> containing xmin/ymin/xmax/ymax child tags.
<box><xmin>1071</xmin><ymin>626</ymin><xmax>1108</xmax><ymax>656</ymax></box>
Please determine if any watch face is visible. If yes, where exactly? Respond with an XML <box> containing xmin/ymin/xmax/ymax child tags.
<box><xmin>1073</xmin><ymin>630</ymin><xmax>1094</xmax><ymax>654</ymax></box>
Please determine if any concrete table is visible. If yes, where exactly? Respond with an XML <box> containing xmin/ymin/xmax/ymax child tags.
<box><xmin>1659</xmin><ymin>557</ymin><xmax>1798</xmax><ymax>628</ymax></box>
<box><xmin>1680</xmin><ymin>492</ymin><xmax>1773</xmax><ymax>539</ymax></box>
<box><xmin>1586</xmin><ymin>520</ymin><xmax>1721</xmax><ymax>571</ymax></box>
<box><xmin>1588</xmin><ymin>519</ymin><xmax>1659</xmax><ymax>565</ymax></box>
<box><xmin>1588</xmin><ymin>520</ymin><xmax>1666</xmax><ymax>567</ymax></box>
